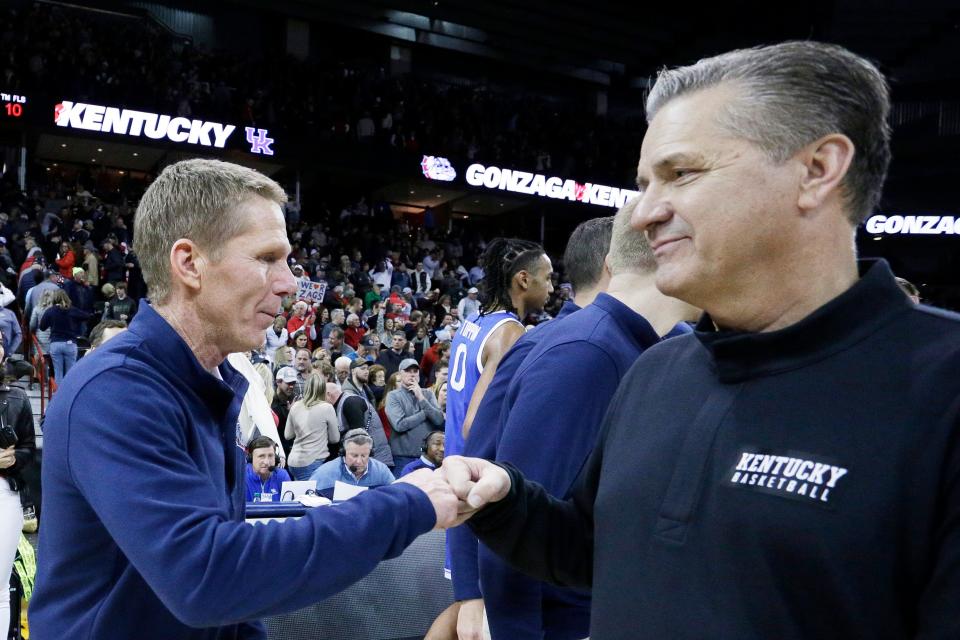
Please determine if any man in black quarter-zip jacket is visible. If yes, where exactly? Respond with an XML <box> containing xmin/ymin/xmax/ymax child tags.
<box><xmin>441</xmin><ymin>41</ymin><xmax>960</xmax><ymax>640</ymax></box>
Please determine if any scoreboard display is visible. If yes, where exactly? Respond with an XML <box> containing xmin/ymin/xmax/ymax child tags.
<box><xmin>1</xmin><ymin>91</ymin><xmax>26</xmax><ymax>119</ymax></box>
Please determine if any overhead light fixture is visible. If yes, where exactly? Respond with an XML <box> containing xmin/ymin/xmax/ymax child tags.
<box><xmin>61</xmin><ymin>143</ymin><xmax>67</xmax><ymax>148</ymax></box>
<box><xmin>133</xmin><ymin>152</ymin><xmax>139</xmax><ymax>157</ymax></box>
<box><xmin>409</xmin><ymin>190</ymin><xmax>415</xmax><ymax>195</ymax></box>
<box><xmin>91</xmin><ymin>158</ymin><xmax>96</xmax><ymax>162</ymax></box>
<box><xmin>473</xmin><ymin>200</ymin><xmax>479</xmax><ymax>204</ymax></box>
<box><xmin>97</xmin><ymin>148</ymin><xmax>103</xmax><ymax>152</ymax></box>
<box><xmin>45</xmin><ymin>167</ymin><xmax>50</xmax><ymax>171</ymax></box>
<box><xmin>118</xmin><ymin>170</ymin><xmax>125</xmax><ymax>175</ymax></box>
<box><xmin>435</xmin><ymin>194</ymin><xmax>442</xmax><ymax>198</ymax></box>
<box><xmin>873</xmin><ymin>236</ymin><xmax>882</xmax><ymax>241</ymax></box>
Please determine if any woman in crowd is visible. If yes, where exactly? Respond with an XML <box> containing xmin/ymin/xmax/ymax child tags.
<box><xmin>430</xmin><ymin>363</ymin><xmax>448</xmax><ymax>398</ymax></box>
<box><xmin>377</xmin><ymin>372</ymin><xmax>400</xmax><ymax>441</ymax></box>
<box><xmin>40</xmin><ymin>290</ymin><xmax>92</xmax><ymax>382</ymax></box>
<box><xmin>272</xmin><ymin>345</ymin><xmax>294</xmax><ymax>376</ymax></box>
<box><xmin>368</xmin><ymin>364</ymin><xmax>387</xmax><ymax>405</ymax></box>
<box><xmin>30</xmin><ymin>289</ymin><xmax>56</xmax><ymax>379</ymax></box>
<box><xmin>378</xmin><ymin>317</ymin><xmax>396</xmax><ymax>347</ymax></box>
<box><xmin>0</xmin><ymin>337</ymin><xmax>36</xmax><ymax>636</ymax></box>
<box><xmin>284</xmin><ymin>374</ymin><xmax>340</xmax><ymax>480</ymax></box>
<box><xmin>253</xmin><ymin>361</ymin><xmax>275</xmax><ymax>406</ymax></box>
<box><xmin>411</xmin><ymin>325</ymin><xmax>431</xmax><ymax>362</ymax></box>
<box><xmin>435</xmin><ymin>381</ymin><xmax>448</xmax><ymax>414</ymax></box>
<box><xmin>264</xmin><ymin>315</ymin><xmax>288</xmax><ymax>363</ymax></box>
<box><xmin>292</xmin><ymin>331</ymin><xmax>311</xmax><ymax>352</ymax></box>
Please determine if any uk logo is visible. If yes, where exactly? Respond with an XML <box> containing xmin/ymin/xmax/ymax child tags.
<box><xmin>245</xmin><ymin>127</ymin><xmax>275</xmax><ymax>155</ymax></box>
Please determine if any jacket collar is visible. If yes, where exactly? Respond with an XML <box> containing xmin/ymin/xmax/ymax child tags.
<box><xmin>128</xmin><ymin>302</ymin><xmax>247</xmax><ymax>409</ymax></box>
<box><xmin>591</xmin><ymin>293</ymin><xmax>662</xmax><ymax>349</ymax></box>
<box><xmin>694</xmin><ymin>260</ymin><xmax>910</xmax><ymax>383</ymax></box>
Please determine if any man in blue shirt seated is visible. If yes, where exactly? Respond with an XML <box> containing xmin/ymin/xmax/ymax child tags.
<box><xmin>310</xmin><ymin>429</ymin><xmax>395</xmax><ymax>496</ymax></box>
<box><xmin>244</xmin><ymin>436</ymin><xmax>291</xmax><ymax>502</ymax></box>
<box><xmin>400</xmin><ymin>430</ymin><xmax>445</xmax><ymax>477</ymax></box>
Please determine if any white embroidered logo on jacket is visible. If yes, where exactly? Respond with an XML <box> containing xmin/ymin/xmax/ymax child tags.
<box><xmin>729</xmin><ymin>451</ymin><xmax>848</xmax><ymax>505</ymax></box>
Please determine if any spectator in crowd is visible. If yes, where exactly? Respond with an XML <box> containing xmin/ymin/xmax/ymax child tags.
<box><xmin>272</xmin><ymin>366</ymin><xmax>297</xmax><ymax>456</ymax></box>
<box><xmin>337</xmin><ymin>358</ymin><xmax>394</xmax><ymax>468</ymax></box>
<box><xmin>100</xmin><ymin>237</ymin><xmax>125</xmax><ymax>283</ymax></box>
<box><xmin>0</xmin><ymin>335</ymin><xmax>36</xmax><ymax>636</ymax></box>
<box><xmin>24</xmin><ymin>267</ymin><xmax>61</xmax><ymax>319</ymax></box>
<box><xmin>0</xmin><ymin>300</ymin><xmax>22</xmax><ymax>358</ymax></box>
<box><xmin>65</xmin><ymin>267</ymin><xmax>95</xmax><ymax>335</ymax></box>
<box><xmin>350</xmin><ymin>334</ymin><xmax>378</xmax><ymax>364</ymax></box>
<box><xmin>327</xmin><ymin>326</ymin><xmax>355</xmax><ymax>361</ymax></box>
<box><xmin>436</xmin><ymin>381</ymin><xmax>448</xmax><ymax>413</ymax></box>
<box><xmin>102</xmin><ymin>281</ymin><xmax>137</xmax><ymax>323</ymax></box>
<box><xmin>292</xmin><ymin>331</ymin><xmax>311</xmax><ymax>352</ymax></box>
<box><xmin>420</xmin><ymin>339</ymin><xmax>450</xmax><ymax>384</ymax></box>
<box><xmin>430</xmin><ymin>363</ymin><xmax>449</xmax><ymax>396</ymax></box>
<box><xmin>333</xmin><ymin>355</ymin><xmax>351</xmax><ymax>385</ymax></box>
<box><xmin>377</xmin><ymin>315</ymin><xmax>395</xmax><ymax>346</ymax></box>
<box><xmin>377</xmin><ymin>371</ymin><xmax>399</xmax><ymax>441</ymax></box>
<box><xmin>447</xmin><ymin>41</ymin><xmax>960</xmax><ymax>640</ymax></box>
<box><xmin>291</xmin><ymin>348</ymin><xmax>312</xmax><ymax>399</ymax></box>
<box><xmin>87</xmin><ymin>319</ymin><xmax>127</xmax><ymax>351</ymax></box>
<box><xmin>457</xmin><ymin>287</ymin><xmax>481</xmax><ymax>320</ymax></box>
<box><xmin>244</xmin><ymin>436</ymin><xmax>291</xmax><ymax>502</ymax></box>
<box><xmin>286</xmin><ymin>300</ymin><xmax>317</xmax><ymax>344</ymax></box>
<box><xmin>82</xmin><ymin>242</ymin><xmax>99</xmax><ymax>288</ymax></box>
<box><xmin>343</xmin><ymin>312</ymin><xmax>366</xmax><ymax>350</ymax></box>
<box><xmin>272</xmin><ymin>344</ymin><xmax>293</xmax><ymax>375</ymax></box>
<box><xmin>376</xmin><ymin>329</ymin><xmax>408</xmax><ymax>378</ymax></box>
<box><xmin>412</xmin><ymin>261</ymin><xmax>432</xmax><ymax>298</ymax></box>
<box><xmin>264</xmin><ymin>315</ymin><xmax>289</xmax><ymax>363</ymax></box>
<box><xmin>285</xmin><ymin>374</ymin><xmax>340</xmax><ymax>480</ymax></box>
<box><xmin>386</xmin><ymin>358</ymin><xmax>445</xmax><ymax>477</ymax></box>
<box><xmin>55</xmin><ymin>240</ymin><xmax>76</xmax><ymax>279</ymax></box>
<box><xmin>30</xmin><ymin>289</ymin><xmax>55</xmax><ymax>371</ymax></box>
<box><xmin>309</xmin><ymin>428</ymin><xmax>395</xmax><ymax>494</ymax></box>
<box><xmin>399</xmin><ymin>430</ymin><xmax>445</xmax><ymax>477</ymax></box>
<box><xmin>40</xmin><ymin>289</ymin><xmax>91</xmax><ymax>382</ymax></box>
<box><xmin>368</xmin><ymin>363</ymin><xmax>387</xmax><ymax>404</ymax></box>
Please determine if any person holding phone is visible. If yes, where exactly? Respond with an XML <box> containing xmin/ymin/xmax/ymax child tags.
<box><xmin>0</xmin><ymin>338</ymin><xmax>36</xmax><ymax>636</ymax></box>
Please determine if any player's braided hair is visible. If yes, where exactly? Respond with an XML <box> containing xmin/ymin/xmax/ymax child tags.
<box><xmin>478</xmin><ymin>237</ymin><xmax>545</xmax><ymax>316</ymax></box>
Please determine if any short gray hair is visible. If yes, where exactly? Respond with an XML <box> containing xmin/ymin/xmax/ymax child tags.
<box><xmin>646</xmin><ymin>41</ymin><xmax>890</xmax><ymax>224</ymax></box>
<box><xmin>607</xmin><ymin>199</ymin><xmax>656</xmax><ymax>276</ymax></box>
<box><xmin>562</xmin><ymin>216</ymin><xmax>613</xmax><ymax>293</ymax></box>
<box><xmin>133</xmin><ymin>158</ymin><xmax>287</xmax><ymax>303</ymax></box>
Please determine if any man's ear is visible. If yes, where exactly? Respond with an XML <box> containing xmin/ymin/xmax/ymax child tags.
<box><xmin>513</xmin><ymin>270</ymin><xmax>530</xmax><ymax>291</ymax></box>
<box><xmin>168</xmin><ymin>238</ymin><xmax>204</xmax><ymax>293</ymax></box>
<box><xmin>797</xmin><ymin>133</ymin><xmax>855</xmax><ymax>213</ymax></box>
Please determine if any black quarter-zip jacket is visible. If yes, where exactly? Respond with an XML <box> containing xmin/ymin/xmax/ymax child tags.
<box><xmin>470</xmin><ymin>260</ymin><xmax>960</xmax><ymax>639</ymax></box>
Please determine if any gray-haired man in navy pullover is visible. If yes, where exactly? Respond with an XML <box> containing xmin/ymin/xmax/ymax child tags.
<box><xmin>32</xmin><ymin>159</ymin><xmax>463</xmax><ymax>640</ymax></box>
<box><xmin>442</xmin><ymin>41</ymin><xmax>960</xmax><ymax>640</ymax></box>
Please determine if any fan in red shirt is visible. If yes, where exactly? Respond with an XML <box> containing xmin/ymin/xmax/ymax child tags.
<box><xmin>343</xmin><ymin>313</ymin><xmax>366</xmax><ymax>350</ymax></box>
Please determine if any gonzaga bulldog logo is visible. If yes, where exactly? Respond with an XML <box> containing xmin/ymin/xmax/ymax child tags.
<box><xmin>421</xmin><ymin>155</ymin><xmax>457</xmax><ymax>181</ymax></box>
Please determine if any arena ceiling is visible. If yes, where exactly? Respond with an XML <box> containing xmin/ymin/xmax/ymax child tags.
<box><xmin>230</xmin><ymin>0</ymin><xmax>960</xmax><ymax>90</ymax></box>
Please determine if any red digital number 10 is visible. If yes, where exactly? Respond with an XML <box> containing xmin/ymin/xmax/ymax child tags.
<box><xmin>5</xmin><ymin>103</ymin><xmax>22</xmax><ymax>117</ymax></box>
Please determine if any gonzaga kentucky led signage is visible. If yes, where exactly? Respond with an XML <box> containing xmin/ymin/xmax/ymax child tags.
<box><xmin>421</xmin><ymin>155</ymin><xmax>639</xmax><ymax>209</ymax></box>
<box><xmin>54</xmin><ymin>100</ymin><xmax>274</xmax><ymax>155</ymax></box>
<box><xmin>865</xmin><ymin>214</ymin><xmax>960</xmax><ymax>236</ymax></box>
